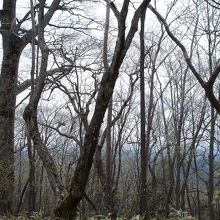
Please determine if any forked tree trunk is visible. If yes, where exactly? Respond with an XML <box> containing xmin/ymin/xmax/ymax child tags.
<box><xmin>55</xmin><ymin>1</ymin><xmax>151</xmax><ymax>219</ymax></box>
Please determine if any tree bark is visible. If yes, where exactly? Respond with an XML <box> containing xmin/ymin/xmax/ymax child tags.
<box><xmin>0</xmin><ymin>0</ymin><xmax>23</xmax><ymax>214</ymax></box>
<box><xmin>208</xmin><ymin>107</ymin><xmax>215</xmax><ymax>220</ymax></box>
<box><xmin>103</xmin><ymin>2</ymin><xmax>116</xmax><ymax>216</ymax></box>
<box><xmin>27</xmin><ymin>133</ymin><xmax>36</xmax><ymax>213</ymax></box>
<box><xmin>105</xmin><ymin>98</ymin><xmax>115</xmax><ymax>215</ymax></box>
<box><xmin>194</xmin><ymin>154</ymin><xmax>201</xmax><ymax>220</ymax></box>
<box><xmin>139</xmin><ymin>7</ymin><xmax>147</xmax><ymax>218</ymax></box>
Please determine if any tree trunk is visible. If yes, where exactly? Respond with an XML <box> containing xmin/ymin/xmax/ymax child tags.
<box><xmin>103</xmin><ymin>2</ymin><xmax>116</xmax><ymax>216</ymax></box>
<box><xmin>0</xmin><ymin>0</ymin><xmax>23</xmax><ymax>213</ymax></box>
<box><xmin>139</xmin><ymin>7</ymin><xmax>147</xmax><ymax>218</ymax></box>
<box><xmin>0</xmin><ymin>0</ymin><xmax>61</xmax><ymax>215</ymax></box>
<box><xmin>208</xmin><ymin>107</ymin><xmax>215</xmax><ymax>220</ymax></box>
<box><xmin>194</xmin><ymin>154</ymin><xmax>201</xmax><ymax>220</ymax></box>
<box><xmin>23</xmin><ymin>0</ymin><xmax>66</xmax><ymax>204</ymax></box>
<box><xmin>207</xmin><ymin>3</ymin><xmax>215</xmax><ymax>218</ymax></box>
<box><xmin>27</xmin><ymin>133</ymin><xmax>37</xmax><ymax>213</ymax></box>
<box><xmin>105</xmin><ymin>98</ymin><xmax>115</xmax><ymax>215</ymax></box>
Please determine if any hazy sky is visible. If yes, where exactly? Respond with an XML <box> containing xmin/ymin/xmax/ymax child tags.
<box><xmin>0</xmin><ymin>0</ymin><xmax>190</xmax><ymax>74</ymax></box>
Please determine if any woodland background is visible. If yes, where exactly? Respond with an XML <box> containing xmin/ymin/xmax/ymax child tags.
<box><xmin>1</xmin><ymin>0</ymin><xmax>220</xmax><ymax>219</ymax></box>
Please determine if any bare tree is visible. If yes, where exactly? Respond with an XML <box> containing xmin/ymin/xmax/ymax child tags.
<box><xmin>55</xmin><ymin>1</ymin><xmax>152</xmax><ymax>219</ymax></box>
<box><xmin>148</xmin><ymin>3</ymin><xmax>220</xmax><ymax>114</ymax></box>
<box><xmin>23</xmin><ymin>0</ymin><xmax>66</xmax><ymax>205</ymax></box>
<box><xmin>0</xmin><ymin>0</ymin><xmax>61</xmax><ymax>215</ymax></box>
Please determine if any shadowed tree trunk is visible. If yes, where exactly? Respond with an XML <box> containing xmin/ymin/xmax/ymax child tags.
<box><xmin>139</xmin><ymin>7</ymin><xmax>147</xmax><ymax>219</ymax></box>
<box><xmin>208</xmin><ymin>107</ymin><xmax>215</xmax><ymax>220</ymax></box>
<box><xmin>206</xmin><ymin>4</ymin><xmax>216</xmax><ymax>219</ymax></box>
<box><xmin>0</xmin><ymin>0</ymin><xmax>23</xmax><ymax>214</ymax></box>
<box><xmin>194</xmin><ymin>153</ymin><xmax>201</xmax><ymax>220</ymax></box>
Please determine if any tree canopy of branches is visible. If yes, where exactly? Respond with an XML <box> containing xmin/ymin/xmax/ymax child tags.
<box><xmin>1</xmin><ymin>0</ymin><xmax>220</xmax><ymax>220</ymax></box>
